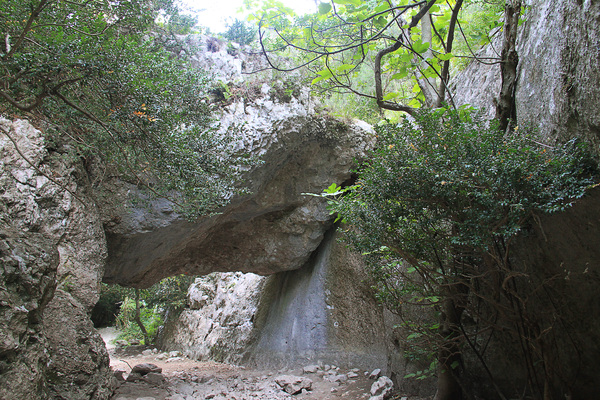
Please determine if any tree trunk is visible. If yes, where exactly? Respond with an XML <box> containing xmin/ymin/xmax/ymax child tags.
<box><xmin>134</xmin><ymin>288</ymin><xmax>150</xmax><ymax>345</ymax></box>
<box><xmin>434</xmin><ymin>291</ymin><xmax>465</xmax><ymax>400</ymax></box>
<box><xmin>496</xmin><ymin>0</ymin><xmax>522</xmax><ymax>132</ymax></box>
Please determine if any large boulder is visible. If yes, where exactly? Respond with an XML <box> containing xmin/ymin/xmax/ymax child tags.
<box><xmin>0</xmin><ymin>117</ymin><xmax>110</xmax><ymax>399</ymax></box>
<box><xmin>101</xmin><ymin>37</ymin><xmax>374</xmax><ymax>287</ymax></box>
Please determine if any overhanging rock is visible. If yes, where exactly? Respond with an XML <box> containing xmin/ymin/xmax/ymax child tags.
<box><xmin>101</xmin><ymin>79</ymin><xmax>374</xmax><ymax>287</ymax></box>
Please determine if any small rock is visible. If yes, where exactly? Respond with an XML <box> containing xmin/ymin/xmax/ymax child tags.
<box><xmin>166</xmin><ymin>356</ymin><xmax>185</xmax><ymax>363</ymax></box>
<box><xmin>129</xmin><ymin>339</ymin><xmax>141</xmax><ymax>345</ymax></box>
<box><xmin>142</xmin><ymin>349</ymin><xmax>154</xmax><ymax>356</ymax></box>
<box><xmin>115</xmin><ymin>340</ymin><xmax>128</xmax><ymax>347</ymax></box>
<box><xmin>347</xmin><ymin>371</ymin><xmax>359</xmax><ymax>379</ymax></box>
<box><xmin>126</xmin><ymin>372</ymin><xmax>143</xmax><ymax>382</ymax></box>
<box><xmin>113</xmin><ymin>369</ymin><xmax>126</xmax><ymax>382</ymax></box>
<box><xmin>132</xmin><ymin>363</ymin><xmax>163</xmax><ymax>375</ymax></box>
<box><xmin>169</xmin><ymin>351</ymin><xmax>181</xmax><ymax>357</ymax></box>
<box><xmin>156</xmin><ymin>353</ymin><xmax>167</xmax><ymax>360</ymax></box>
<box><xmin>323</xmin><ymin>365</ymin><xmax>331</xmax><ymax>371</ymax></box>
<box><xmin>143</xmin><ymin>372</ymin><xmax>166</xmax><ymax>386</ymax></box>
<box><xmin>333</xmin><ymin>374</ymin><xmax>348</xmax><ymax>383</ymax></box>
<box><xmin>331</xmin><ymin>387</ymin><xmax>338</xmax><ymax>393</ymax></box>
<box><xmin>303</xmin><ymin>365</ymin><xmax>319</xmax><ymax>374</ymax></box>
<box><xmin>135</xmin><ymin>397</ymin><xmax>156</xmax><ymax>400</ymax></box>
<box><xmin>274</xmin><ymin>375</ymin><xmax>313</xmax><ymax>395</ymax></box>
<box><xmin>152</xmin><ymin>348</ymin><xmax>158</xmax><ymax>353</ymax></box>
<box><xmin>351</xmin><ymin>368</ymin><xmax>360</xmax><ymax>373</ymax></box>
<box><xmin>370</xmin><ymin>376</ymin><xmax>393</xmax><ymax>397</ymax></box>
<box><xmin>368</xmin><ymin>368</ymin><xmax>382</xmax><ymax>380</ymax></box>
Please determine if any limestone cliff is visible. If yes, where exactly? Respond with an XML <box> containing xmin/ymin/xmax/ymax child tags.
<box><xmin>0</xmin><ymin>117</ymin><xmax>111</xmax><ymax>399</ymax></box>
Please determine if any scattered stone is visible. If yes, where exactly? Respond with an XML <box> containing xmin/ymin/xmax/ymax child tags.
<box><xmin>143</xmin><ymin>372</ymin><xmax>166</xmax><ymax>386</ymax></box>
<box><xmin>351</xmin><ymin>368</ymin><xmax>360</xmax><ymax>373</ymax></box>
<box><xmin>368</xmin><ymin>368</ymin><xmax>382</xmax><ymax>380</ymax></box>
<box><xmin>116</xmin><ymin>340</ymin><xmax>128</xmax><ymax>347</ymax></box>
<box><xmin>132</xmin><ymin>363</ymin><xmax>163</xmax><ymax>375</ymax></box>
<box><xmin>142</xmin><ymin>349</ymin><xmax>154</xmax><ymax>356</ymax></box>
<box><xmin>113</xmin><ymin>369</ymin><xmax>126</xmax><ymax>382</ymax></box>
<box><xmin>169</xmin><ymin>351</ymin><xmax>182</xmax><ymax>357</ymax></box>
<box><xmin>331</xmin><ymin>387</ymin><xmax>338</xmax><ymax>393</ymax></box>
<box><xmin>166</xmin><ymin>356</ymin><xmax>185</xmax><ymax>363</ymax></box>
<box><xmin>274</xmin><ymin>375</ymin><xmax>313</xmax><ymax>395</ymax></box>
<box><xmin>347</xmin><ymin>371</ymin><xmax>359</xmax><ymax>379</ymax></box>
<box><xmin>130</xmin><ymin>339</ymin><xmax>141</xmax><ymax>345</ymax></box>
<box><xmin>303</xmin><ymin>365</ymin><xmax>319</xmax><ymax>374</ymax></box>
<box><xmin>156</xmin><ymin>353</ymin><xmax>167</xmax><ymax>360</ymax></box>
<box><xmin>126</xmin><ymin>372</ymin><xmax>144</xmax><ymax>382</ymax></box>
<box><xmin>370</xmin><ymin>376</ymin><xmax>393</xmax><ymax>397</ymax></box>
<box><xmin>135</xmin><ymin>397</ymin><xmax>156</xmax><ymax>400</ymax></box>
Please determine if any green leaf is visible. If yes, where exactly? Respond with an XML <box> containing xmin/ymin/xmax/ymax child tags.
<box><xmin>336</xmin><ymin>64</ymin><xmax>355</xmax><ymax>73</ymax></box>
<box><xmin>318</xmin><ymin>2</ymin><xmax>332</xmax><ymax>14</ymax></box>
<box><xmin>382</xmin><ymin>92</ymin><xmax>400</xmax><ymax>101</ymax></box>
<box><xmin>438</xmin><ymin>52</ymin><xmax>454</xmax><ymax>61</ymax></box>
<box><xmin>412</xmin><ymin>39</ymin><xmax>430</xmax><ymax>54</ymax></box>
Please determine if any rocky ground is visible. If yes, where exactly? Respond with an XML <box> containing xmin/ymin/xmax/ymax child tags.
<box><xmin>99</xmin><ymin>328</ymin><xmax>420</xmax><ymax>400</ymax></box>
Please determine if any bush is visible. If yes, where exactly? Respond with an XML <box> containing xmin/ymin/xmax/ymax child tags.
<box><xmin>325</xmin><ymin>108</ymin><xmax>598</xmax><ymax>397</ymax></box>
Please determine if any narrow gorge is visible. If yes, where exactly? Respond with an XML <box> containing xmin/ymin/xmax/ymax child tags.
<box><xmin>1</xmin><ymin>0</ymin><xmax>600</xmax><ymax>399</ymax></box>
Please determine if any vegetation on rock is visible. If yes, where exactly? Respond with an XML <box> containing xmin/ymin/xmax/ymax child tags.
<box><xmin>0</xmin><ymin>0</ymin><xmax>249</xmax><ymax>218</ymax></box>
<box><xmin>323</xmin><ymin>108</ymin><xmax>597</xmax><ymax>399</ymax></box>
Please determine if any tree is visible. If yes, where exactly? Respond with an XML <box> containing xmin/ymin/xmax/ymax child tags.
<box><xmin>0</xmin><ymin>0</ymin><xmax>249</xmax><ymax>217</ymax></box>
<box><xmin>250</xmin><ymin>0</ymin><xmax>508</xmax><ymax>117</ymax></box>
<box><xmin>324</xmin><ymin>108</ymin><xmax>597</xmax><ymax>399</ymax></box>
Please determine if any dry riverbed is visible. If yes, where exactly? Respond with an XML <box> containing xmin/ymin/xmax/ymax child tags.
<box><xmin>99</xmin><ymin>328</ymin><xmax>421</xmax><ymax>400</ymax></box>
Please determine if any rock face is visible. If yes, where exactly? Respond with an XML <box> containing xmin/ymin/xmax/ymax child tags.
<box><xmin>450</xmin><ymin>2</ymin><xmax>600</xmax><ymax>397</ymax></box>
<box><xmin>160</xmin><ymin>229</ymin><xmax>391</xmax><ymax>372</ymax></box>
<box><xmin>0</xmin><ymin>227</ymin><xmax>58</xmax><ymax>400</ymax></box>
<box><xmin>0</xmin><ymin>117</ymin><xmax>110</xmax><ymax>399</ymax></box>
<box><xmin>102</xmin><ymin>36</ymin><xmax>374</xmax><ymax>288</ymax></box>
<box><xmin>453</xmin><ymin>0</ymin><xmax>600</xmax><ymax>148</ymax></box>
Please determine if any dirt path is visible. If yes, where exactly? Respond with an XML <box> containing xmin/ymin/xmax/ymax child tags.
<box><xmin>99</xmin><ymin>328</ymin><xmax>382</xmax><ymax>400</ymax></box>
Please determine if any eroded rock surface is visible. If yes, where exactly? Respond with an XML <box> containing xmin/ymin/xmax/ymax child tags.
<box><xmin>101</xmin><ymin>36</ymin><xmax>374</xmax><ymax>288</ymax></box>
<box><xmin>452</xmin><ymin>0</ymin><xmax>600</xmax><ymax>148</ymax></box>
<box><xmin>0</xmin><ymin>117</ymin><xmax>110</xmax><ymax>399</ymax></box>
<box><xmin>0</xmin><ymin>227</ymin><xmax>58</xmax><ymax>400</ymax></box>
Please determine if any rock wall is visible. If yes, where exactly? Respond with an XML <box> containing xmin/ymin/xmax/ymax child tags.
<box><xmin>452</xmin><ymin>0</ymin><xmax>600</xmax><ymax>149</ymax></box>
<box><xmin>450</xmin><ymin>1</ymin><xmax>600</xmax><ymax>397</ymax></box>
<box><xmin>0</xmin><ymin>227</ymin><xmax>58</xmax><ymax>400</ymax></box>
<box><xmin>0</xmin><ymin>117</ymin><xmax>110</xmax><ymax>399</ymax></box>
<box><xmin>160</xmin><ymin>228</ymin><xmax>391</xmax><ymax>373</ymax></box>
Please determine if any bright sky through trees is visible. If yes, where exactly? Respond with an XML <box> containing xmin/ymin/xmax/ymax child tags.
<box><xmin>181</xmin><ymin>0</ymin><xmax>318</xmax><ymax>32</ymax></box>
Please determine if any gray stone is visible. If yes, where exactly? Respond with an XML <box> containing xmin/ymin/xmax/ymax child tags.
<box><xmin>0</xmin><ymin>226</ymin><xmax>58</xmax><ymax>400</ymax></box>
<box><xmin>131</xmin><ymin>363</ymin><xmax>162</xmax><ymax>375</ymax></box>
<box><xmin>368</xmin><ymin>368</ymin><xmax>381</xmax><ymax>380</ymax></box>
<box><xmin>126</xmin><ymin>372</ymin><xmax>144</xmax><ymax>382</ymax></box>
<box><xmin>303</xmin><ymin>365</ymin><xmax>319</xmax><ymax>374</ymax></box>
<box><xmin>143</xmin><ymin>372</ymin><xmax>166</xmax><ymax>386</ymax></box>
<box><xmin>370</xmin><ymin>376</ymin><xmax>393</xmax><ymax>397</ymax></box>
<box><xmin>274</xmin><ymin>375</ymin><xmax>313</xmax><ymax>395</ymax></box>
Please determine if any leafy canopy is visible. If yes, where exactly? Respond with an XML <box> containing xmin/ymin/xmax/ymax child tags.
<box><xmin>1</xmin><ymin>0</ymin><xmax>248</xmax><ymax>217</ymax></box>
<box><xmin>249</xmin><ymin>0</ymin><xmax>505</xmax><ymax>115</ymax></box>
<box><xmin>333</xmin><ymin>109</ymin><xmax>597</xmax><ymax>271</ymax></box>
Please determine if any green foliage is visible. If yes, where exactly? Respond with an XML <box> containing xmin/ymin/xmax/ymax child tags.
<box><xmin>115</xmin><ymin>297</ymin><xmax>162</xmax><ymax>345</ymax></box>
<box><xmin>332</xmin><ymin>109</ymin><xmax>596</xmax><ymax>265</ymax></box>
<box><xmin>250</xmin><ymin>0</ymin><xmax>503</xmax><ymax>113</ymax></box>
<box><xmin>0</xmin><ymin>0</ymin><xmax>249</xmax><ymax>218</ymax></box>
<box><xmin>100</xmin><ymin>274</ymin><xmax>194</xmax><ymax>344</ymax></box>
<box><xmin>323</xmin><ymin>109</ymin><xmax>597</xmax><ymax>387</ymax></box>
<box><xmin>221</xmin><ymin>18</ymin><xmax>257</xmax><ymax>45</ymax></box>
